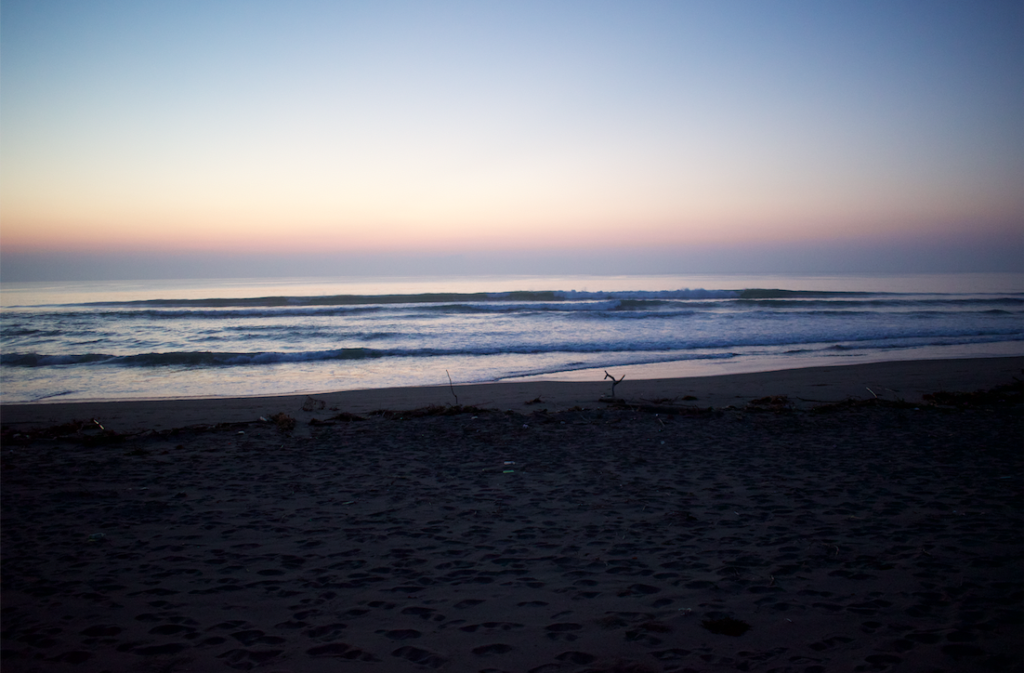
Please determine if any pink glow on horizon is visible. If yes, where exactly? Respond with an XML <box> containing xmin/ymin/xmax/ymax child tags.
<box><xmin>3</xmin><ymin>201</ymin><xmax>1020</xmax><ymax>258</ymax></box>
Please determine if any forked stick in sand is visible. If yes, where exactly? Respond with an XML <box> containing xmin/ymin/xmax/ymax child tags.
<box><xmin>446</xmin><ymin>370</ymin><xmax>459</xmax><ymax>406</ymax></box>
<box><xmin>604</xmin><ymin>370</ymin><xmax>625</xmax><ymax>397</ymax></box>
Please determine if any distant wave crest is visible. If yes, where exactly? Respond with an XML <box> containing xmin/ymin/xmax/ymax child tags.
<box><xmin>74</xmin><ymin>288</ymin><xmax>743</xmax><ymax>309</ymax></box>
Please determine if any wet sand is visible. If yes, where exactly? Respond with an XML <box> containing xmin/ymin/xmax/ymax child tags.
<box><xmin>1</xmin><ymin>357</ymin><xmax>1022</xmax><ymax>672</ymax></box>
<box><xmin>2</xmin><ymin>357</ymin><xmax>1021</xmax><ymax>433</ymax></box>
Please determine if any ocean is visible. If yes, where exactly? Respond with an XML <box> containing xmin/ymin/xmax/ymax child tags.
<box><xmin>1</xmin><ymin>273</ymin><xmax>1021</xmax><ymax>404</ymax></box>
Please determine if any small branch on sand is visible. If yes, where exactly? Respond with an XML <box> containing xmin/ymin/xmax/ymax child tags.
<box><xmin>446</xmin><ymin>370</ymin><xmax>459</xmax><ymax>406</ymax></box>
<box><xmin>604</xmin><ymin>370</ymin><xmax>625</xmax><ymax>397</ymax></box>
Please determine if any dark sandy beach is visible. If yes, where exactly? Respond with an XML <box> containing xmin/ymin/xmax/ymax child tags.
<box><xmin>2</xmin><ymin>358</ymin><xmax>1021</xmax><ymax>672</ymax></box>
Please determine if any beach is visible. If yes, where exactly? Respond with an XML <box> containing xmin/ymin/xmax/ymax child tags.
<box><xmin>2</xmin><ymin>357</ymin><xmax>1022</xmax><ymax>672</ymax></box>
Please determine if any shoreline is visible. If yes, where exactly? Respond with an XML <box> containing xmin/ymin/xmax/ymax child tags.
<box><xmin>506</xmin><ymin>341</ymin><xmax>1024</xmax><ymax>384</ymax></box>
<box><xmin>2</xmin><ymin>356</ymin><xmax>1021</xmax><ymax>434</ymax></box>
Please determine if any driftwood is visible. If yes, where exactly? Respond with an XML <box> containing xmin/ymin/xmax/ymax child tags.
<box><xmin>446</xmin><ymin>370</ymin><xmax>459</xmax><ymax>406</ymax></box>
<box><xmin>604</xmin><ymin>370</ymin><xmax>625</xmax><ymax>397</ymax></box>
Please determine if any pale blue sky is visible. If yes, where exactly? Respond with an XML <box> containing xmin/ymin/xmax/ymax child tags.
<box><xmin>2</xmin><ymin>0</ymin><xmax>1022</xmax><ymax>279</ymax></box>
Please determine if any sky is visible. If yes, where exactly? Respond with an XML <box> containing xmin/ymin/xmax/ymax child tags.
<box><xmin>2</xmin><ymin>0</ymin><xmax>1022</xmax><ymax>281</ymax></box>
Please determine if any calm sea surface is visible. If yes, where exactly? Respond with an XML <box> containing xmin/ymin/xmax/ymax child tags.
<box><xmin>1</xmin><ymin>273</ymin><xmax>1021</xmax><ymax>403</ymax></box>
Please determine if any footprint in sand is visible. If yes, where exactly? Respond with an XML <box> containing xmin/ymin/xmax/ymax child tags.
<box><xmin>197</xmin><ymin>636</ymin><xmax>226</xmax><ymax>646</ymax></box>
<box><xmin>135</xmin><ymin>643</ymin><xmax>186</xmax><ymax>656</ymax></box>
<box><xmin>365</xmin><ymin>600</ymin><xmax>397</xmax><ymax>609</ymax></box>
<box><xmin>218</xmin><ymin>648</ymin><xmax>283</xmax><ymax>669</ymax></box>
<box><xmin>472</xmin><ymin>643</ymin><xmax>513</xmax><ymax>656</ymax></box>
<box><xmin>651</xmin><ymin>648</ymin><xmax>692</xmax><ymax>661</ymax></box>
<box><xmin>453</xmin><ymin>599</ymin><xmax>484</xmax><ymax>609</ymax></box>
<box><xmin>906</xmin><ymin>632</ymin><xmax>942</xmax><ymax>644</ymax></box>
<box><xmin>304</xmin><ymin>623</ymin><xmax>348</xmax><ymax>640</ymax></box>
<box><xmin>556</xmin><ymin>651</ymin><xmax>596</xmax><ymax>664</ymax></box>
<box><xmin>620</xmin><ymin>583</ymin><xmax>661</xmax><ymax>596</ymax></box>
<box><xmin>342</xmin><ymin>607</ymin><xmax>370</xmax><ymax>618</ymax></box>
<box><xmin>80</xmin><ymin>625</ymin><xmax>122</xmax><ymax>637</ymax></box>
<box><xmin>306</xmin><ymin>642</ymin><xmax>380</xmax><ymax>661</ymax></box>
<box><xmin>401</xmin><ymin>606</ymin><xmax>447</xmax><ymax>621</ymax></box>
<box><xmin>207</xmin><ymin>619</ymin><xmax>249</xmax><ymax>631</ymax></box>
<box><xmin>864</xmin><ymin>653</ymin><xmax>904</xmax><ymax>669</ymax></box>
<box><xmin>808</xmin><ymin>635</ymin><xmax>853</xmax><ymax>651</ymax></box>
<box><xmin>148</xmin><ymin>624</ymin><xmax>198</xmax><ymax>638</ymax></box>
<box><xmin>50</xmin><ymin>651</ymin><xmax>92</xmax><ymax>664</ymax></box>
<box><xmin>544</xmin><ymin>622</ymin><xmax>583</xmax><ymax>641</ymax></box>
<box><xmin>382</xmin><ymin>629</ymin><xmax>422</xmax><ymax>640</ymax></box>
<box><xmin>230</xmin><ymin>629</ymin><xmax>285</xmax><ymax>646</ymax></box>
<box><xmin>388</xmin><ymin>584</ymin><xmax>426</xmax><ymax>593</ymax></box>
<box><xmin>460</xmin><ymin>622</ymin><xmax>524</xmax><ymax>633</ymax></box>
<box><xmin>392</xmin><ymin>645</ymin><xmax>448</xmax><ymax>668</ymax></box>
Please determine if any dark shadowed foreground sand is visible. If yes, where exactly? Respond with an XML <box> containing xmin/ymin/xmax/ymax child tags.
<box><xmin>2</xmin><ymin>358</ymin><xmax>1022</xmax><ymax>672</ymax></box>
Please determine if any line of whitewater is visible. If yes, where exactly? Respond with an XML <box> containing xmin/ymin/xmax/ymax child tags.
<box><xmin>5</xmin><ymin>330</ymin><xmax>1021</xmax><ymax>369</ymax></box>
